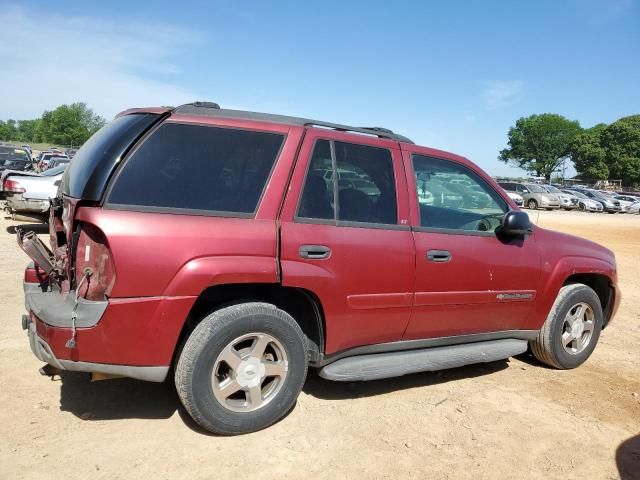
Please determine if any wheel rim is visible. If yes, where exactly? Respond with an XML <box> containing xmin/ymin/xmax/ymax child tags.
<box><xmin>561</xmin><ymin>302</ymin><xmax>595</xmax><ymax>355</ymax></box>
<box><xmin>528</xmin><ymin>200</ymin><xmax>537</xmax><ymax>209</ymax></box>
<box><xmin>211</xmin><ymin>332</ymin><xmax>289</xmax><ymax>413</ymax></box>
<box><xmin>579</xmin><ymin>203</ymin><xmax>585</xmax><ymax>211</ymax></box>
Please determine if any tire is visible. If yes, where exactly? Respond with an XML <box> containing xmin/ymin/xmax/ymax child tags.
<box><xmin>530</xmin><ymin>284</ymin><xmax>603</xmax><ymax>369</ymax></box>
<box><xmin>578</xmin><ymin>202</ymin><xmax>586</xmax><ymax>212</ymax></box>
<box><xmin>175</xmin><ymin>302</ymin><xmax>308</xmax><ymax>435</ymax></box>
<box><xmin>527</xmin><ymin>199</ymin><xmax>538</xmax><ymax>209</ymax></box>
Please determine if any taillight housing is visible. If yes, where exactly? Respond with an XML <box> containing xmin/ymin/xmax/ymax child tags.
<box><xmin>4</xmin><ymin>179</ymin><xmax>25</xmax><ymax>193</ymax></box>
<box><xmin>74</xmin><ymin>223</ymin><xmax>116</xmax><ymax>300</ymax></box>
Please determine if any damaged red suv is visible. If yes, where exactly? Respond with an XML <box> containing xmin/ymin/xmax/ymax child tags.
<box><xmin>19</xmin><ymin>102</ymin><xmax>620</xmax><ymax>434</ymax></box>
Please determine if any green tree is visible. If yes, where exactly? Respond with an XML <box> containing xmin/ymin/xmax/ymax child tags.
<box><xmin>570</xmin><ymin>123</ymin><xmax>609</xmax><ymax>180</ymax></box>
<box><xmin>0</xmin><ymin>119</ymin><xmax>18</xmax><ymax>141</ymax></box>
<box><xmin>601</xmin><ymin>115</ymin><xmax>640</xmax><ymax>186</ymax></box>
<box><xmin>499</xmin><ymin>114</ymin><xmax>582</xmax><ymax>180</ymax></box>
<box><xmin>39</xmin><ymin>103</ymin><xmax>106</xmax><ymax>145</ymax></box>
<box><xmin>15</xmin><ymin>119</ymin><xmax>39</xmax><ymax>143</ymax></box>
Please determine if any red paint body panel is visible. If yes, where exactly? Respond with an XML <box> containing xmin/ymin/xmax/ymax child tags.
<box><xmin>74</xmin><ymin>208</ymin><xmax>279</xmax><ymax>298</ymax></box>
<box><xmin>33</xmin><ymin>295</ymin><xmax>195</xmax><ymax>365</ymax></box>
<box><xmin>278</xmin><ymin>128</ymin><xmax>414</xmax><ymax>353</ymax></box>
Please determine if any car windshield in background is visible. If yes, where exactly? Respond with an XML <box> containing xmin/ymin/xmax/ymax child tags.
<box><xmin>568</xmin><ymin>191</ymin><xmax>587</xmax><ymax>199</ymax></box>
<box><xmin>42</xmin><ymin>165</ymin><xmax>67</xmax><ymax>176</ymax></box>
<box><xmin>545</xmin><ymin>186</ymin><xmax>562</xmax><ymax>193</ymax></box>
<box><xmin>526</xmin><ymin>184</ymin><xmax>545</xmax><ymax>193</ymax></box>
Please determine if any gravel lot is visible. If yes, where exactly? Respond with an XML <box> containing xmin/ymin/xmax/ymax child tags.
<box><xmin>0</xmin><ymin>210</ymin><xmax>639</xmax><ymax>480</ymax></box>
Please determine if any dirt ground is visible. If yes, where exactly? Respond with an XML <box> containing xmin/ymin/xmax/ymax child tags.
<box><xmin>0</xmin><ymin>210</ymin><xmax>638</xmax><ymax>480</ymax></box>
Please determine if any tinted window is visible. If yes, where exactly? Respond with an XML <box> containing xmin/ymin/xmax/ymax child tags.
<box><xmin>108</xmin><ymin>123</ymin><xmax>284</xmax><ymax>214</ymax></box>
<box><xmin>335</xmin><ymin>141</ymin><xmax>396</xmax><ymax>224</ymax></box>
<box><xmin>412</xmin><ymin>155</ymin><xmax>507</xmax><ymax>233</ymax></box>
<box><xmin>297</xmin><ymin>139</ymin><xmax>397</xmax><ymax>225</ymax></box>
<box><xmin>64</xmin><ymin>113</ymin><xmax>162</xmax><ymax>201</ymax></box>
<box><xmin>297</xmin><ymin>140</ymin><xmax>334</xmax><ymax>220</ymax></box>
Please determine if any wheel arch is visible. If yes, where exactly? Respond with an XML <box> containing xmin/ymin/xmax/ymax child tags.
<box><xmin>563</xmin><ymin>273</ymin><xmax>615</xmax><ymax>327</ymax></box>
<box><xmin>172</xmin><ymin>283</ymin><xmax>326</xmax><ymax>367</ymax></box>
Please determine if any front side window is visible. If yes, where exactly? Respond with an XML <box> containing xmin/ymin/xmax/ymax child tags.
<box><xmin>412</xmin><ymin>155</ymin><xmax>507</xmax><ymax>233</ymax></box>
<box><xmin>297</xmin><ymin>139</ymin><xmax>397</xmax><ymax>225</ymax></box>
<box><xmin>107</xmin><ymin>123</ymin><xmax>284</xmax><ymax>215</ymax></box>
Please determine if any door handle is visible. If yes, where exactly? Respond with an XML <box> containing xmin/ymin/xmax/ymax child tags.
<box><xmin>299</xmin><ymin>245</ymin><xmax>331</xmax><ymax>260</ymax></box>
<box><xmin>427</xmin><ymin>249</ymin><xmax>452</xmax><ymax>263</ymax></box>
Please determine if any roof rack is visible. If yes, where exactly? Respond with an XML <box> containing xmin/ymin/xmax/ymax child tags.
<box><xmin>173</xmin><ymin>102</ymin><xmax>413</xmax><ymax>144</ymax></box>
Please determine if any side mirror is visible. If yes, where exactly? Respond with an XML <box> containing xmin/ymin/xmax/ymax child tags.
<box><xmin>501</xmin><ymin>210</ymin><xmax>532</xmax><ymax>236</ymax></box>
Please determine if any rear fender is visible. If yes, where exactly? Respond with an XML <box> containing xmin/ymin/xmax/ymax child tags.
<box><xmin>162</xmin><ymin>256</ymin><xmax>278</xmax><ymax>297</ymax></box>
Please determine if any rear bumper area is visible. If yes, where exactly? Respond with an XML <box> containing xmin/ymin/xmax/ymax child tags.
<box><xmin>26</xmin><ymin>318</ymin><xmax>168</xmax><ymax>382</ymax></box>
<box><xmin>23</xmin><ymin>278</ymin><xmax>196</xmax><ymax>382</ymax></box>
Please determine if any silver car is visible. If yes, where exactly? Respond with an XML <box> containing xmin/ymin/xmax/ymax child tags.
<box><xmin>2</xmin><ymin>165</ymin><xmax>66</xmax><ymax>214</ymax></box>
<box><xmin>542</xmin><ymin>185</ymin><xmax>577</xmax><ymax>210</ymax></box>
<box><xmin>498</xmin><ymin>182</ymin><xmax>561</xmax><ymax>210</ymax></box>
<box><xmin>562</xmin><ymin>189</ymin><xmax>603</xmax><ymax>212</ymax></box>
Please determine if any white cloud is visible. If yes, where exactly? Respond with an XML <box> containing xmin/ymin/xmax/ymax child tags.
<box><xmin>0</xmin><ymin>5</ymin><xmax>202</xmax><ymax>120</ymax></box>
<box><xmin>481</xmin><ymin>81</ymin><xmax>524</xmax><ymax>109</ymax></box>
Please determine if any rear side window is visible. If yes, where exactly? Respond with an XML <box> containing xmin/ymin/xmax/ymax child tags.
<box><xmin>107</xmin><ymin>123</ymin><xmax>284</xmax><ymax>215</ymax></box>
<box><xmin>297</xmin><ymin>139</ymin><xmax>397</xmax><ymax>225</ymax></box>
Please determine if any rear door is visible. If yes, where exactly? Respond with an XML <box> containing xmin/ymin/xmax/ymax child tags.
<box><xmin>402</xmin><ymin>148</ymin><xmax>541</xmax><ymax>340</ymax></box>
<box><xmin>279</xmin><ymin>129</ymin><xmax>415</xmax><ymax>354</ymax></box>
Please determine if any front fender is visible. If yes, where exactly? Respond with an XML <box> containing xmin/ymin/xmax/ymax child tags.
<box><xmin>532</xmin><ymin>255</ymin><xmax>617</xmax><ymax>329</ymax></box>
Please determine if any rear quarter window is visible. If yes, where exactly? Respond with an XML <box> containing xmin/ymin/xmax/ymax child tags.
<box><xmin>106</xmin><ymin>123</ymin><xmax>284</xmax><ymax>215</ymax></box>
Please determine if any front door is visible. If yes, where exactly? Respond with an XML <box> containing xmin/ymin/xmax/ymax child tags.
<box><xmin>402</xmin><ymin>149</ymin><xmax>541</xmax><ymax>340</ymax></box>
<box><xmin>279</xmin><ymin>129</ymin><xmax>415</xmax><ymax>354</ymax></box>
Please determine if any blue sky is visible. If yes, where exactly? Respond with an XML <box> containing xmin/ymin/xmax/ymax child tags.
<box><xmin>1</xmin><ymin>0</ymin><xmax>639</xmax><ymax>176</ymax></box>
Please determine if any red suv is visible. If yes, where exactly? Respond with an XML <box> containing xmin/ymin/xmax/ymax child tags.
<box><xmin>18</xmin><ymin>102</ymin><xmax>620</xmax><ymax>434</ymax></box>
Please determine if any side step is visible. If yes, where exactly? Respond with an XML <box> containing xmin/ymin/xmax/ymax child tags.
<box><xmin>318</xmin><ymin>339</ymin><xmax>528</xmax><ymax>382</ymax></box>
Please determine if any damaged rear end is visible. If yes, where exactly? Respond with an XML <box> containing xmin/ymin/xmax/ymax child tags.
<box><xmin>19</xmin><ymin>109</ymin><xmax>171</xmax><ymax>382</ymax></box>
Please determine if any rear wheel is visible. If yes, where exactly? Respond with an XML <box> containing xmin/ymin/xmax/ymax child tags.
<box><xmin>530</xmin><ymin>284</ymin><xmax>603</xmax><ymax>369</ymax></box>
<box><xmin>175</xmin><ymin>302</ymin><xmax>308</xmax><ymax>435</ymax></box>
<box><xmin>527</xmin><ymin>199</ymin><xmax>538</xmax><ymax>209</ymax></box>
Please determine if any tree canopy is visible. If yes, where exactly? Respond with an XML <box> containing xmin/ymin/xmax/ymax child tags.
<box><xmin>569</xmin><ymin>124</ymin><xmax>609</xmax><ymax>180</ymax></box>
<box><xmin>0</xmin><ymin>102</ymin><xmax>106</xmax><ymax>146</ymax></box>
<box><xmin>499</xmin><ymin>114</ymin><xmax>582</xmax><ymax>181</ymax></box>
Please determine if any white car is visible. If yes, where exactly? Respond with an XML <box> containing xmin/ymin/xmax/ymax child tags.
<box><xmin>2</xmin><ymin>165</ymin><xmax>66</xmax><ymax>214</ymax></box>
<box><xmin>563</xmin><ymin>189</ymin><xmax>603</xmax><ymax>212</ymax></box>
<box><xmin>614</xmin><ymin>195</ymin><xmax>640</xmax><ymax>214</ymax></box>
<box><xmin>505</xmin><ymin>190</ymin><xmax>524</xmax><ymax>207</ymax></box>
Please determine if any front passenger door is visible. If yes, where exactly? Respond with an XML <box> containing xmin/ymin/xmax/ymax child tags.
<box><xmin>403</xmin><ymin>151</ymin><xmax>541</xmax><ymax>340</ymax></box>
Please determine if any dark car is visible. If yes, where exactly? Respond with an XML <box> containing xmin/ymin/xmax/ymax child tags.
<box><xmin>18</xmin><ymin>102</ymin><xmax>620</xmax><ymax>435</ymax></box>
<box><xmin>0</xmin><ymin>145</ymin><xmax>32</xmax><ymax>173</ymax></box>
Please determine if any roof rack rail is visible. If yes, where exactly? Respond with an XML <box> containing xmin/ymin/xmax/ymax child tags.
<box><xmin>304</xmin><ymin>121</ymin><xmax>413</xmax><ymax>143</ymax></box>
<box><xmin>176</xmin><ymin>101</ymin><xmax>220</xmax><ymax>110</ymax></box>
<box><xmin>171</xmin><ymin>102</ymin><xmax>414</xmax><ymax>143</ymax></box>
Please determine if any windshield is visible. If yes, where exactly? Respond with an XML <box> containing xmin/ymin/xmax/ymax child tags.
<box><xmin>545</xmin><ymin>185</ymin><xmax>562</xmax><ymax>193</ymax></box>
<box><xmin>525</xmin><ymin>184</ymin><xmax>544</xmax><ymax>193</ymax></box>
<box><xmin>42</xmin><ymin>165</ymin><xmax>67</xmax><ymax>176</ymax></box>
<box><xmin>569</xmin><ymin>191</ymin><xmax>586</xmax><ymax>199</ymax></box>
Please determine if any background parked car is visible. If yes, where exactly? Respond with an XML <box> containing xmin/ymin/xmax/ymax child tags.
<box><xmin>497</xmin><ymin>181</ymin><xmax>560</xmax><ymax>210</ymax></box>
<box><xmin>503</xmin><ymin>190</ymin><xmax>524</xmax><ymax>206</ymax></box>
<box><xmin>569</xmin><ymin>188</ymin><xmax>621</xmax><ymax>213</ymax></box>
<box><xmin>561</xmin><ymin>189</ymin><xmax>603</xmax><ymax>212</ymax></box>
<box><xmin>542</xmin><ymin>184</ymin><xmax>577</xmax><ymax>210</ymax></box>
<box><xmin>38</xmin><ymin>153</ymin><xmax>68</xmax><ymax>172</ymax></box>
<box><xmin>0</xmin><ymin>144</ymin><xmax>32</xmax><ymax>173</ymax></box>
<box><xmin>2</xmin><ymin>164</ymin><xmax>66</xmax><ymax>215</ymax></box>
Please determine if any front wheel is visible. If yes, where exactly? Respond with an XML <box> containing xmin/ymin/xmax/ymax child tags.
<box><xmin>530</xmin><ymin>284</ymin><xmax>603</xmax><ymax>369</ymax></box>
<box><xmin>175</xmin><ymin>303</ymin><xmax>308</xmax><ymax>435</ymax></box>
<box><xmin>527</xmin><ymin>199</ymin><xmax>538</xmax><ymax>209</ymax></box>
